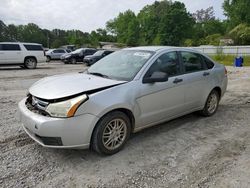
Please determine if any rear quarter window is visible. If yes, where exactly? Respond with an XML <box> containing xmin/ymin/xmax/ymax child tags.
<box><xmin>24</xmin><ymin>44</ymin><xmax>43</xmax><ymax>51</ymax></box>
<box><xmin>202</xmin><ymin>56</ymin><xmax>215</xmax><ymax>69</ymax></box>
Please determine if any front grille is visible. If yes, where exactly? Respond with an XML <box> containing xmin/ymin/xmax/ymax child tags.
<box><xmin>26</xmin><ymin>95</ymin><xmax>50</xmax><ymax>116</ymax></box>
<box><xmin>35</xmin><ymin>134</ymin><xmax>63</xmax><ymax>146</ymax></box>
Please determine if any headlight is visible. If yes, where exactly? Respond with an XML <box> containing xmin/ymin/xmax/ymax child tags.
<box><xmin>46</xmin><ymin>95</ymin><xmax>88</xmax><ymax>118</ymax></box>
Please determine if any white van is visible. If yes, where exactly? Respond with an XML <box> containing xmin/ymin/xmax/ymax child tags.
<box><xmin>0</xmin><ymin>42</ymin><xmax>46</xmax><ymax>69</ymax></box>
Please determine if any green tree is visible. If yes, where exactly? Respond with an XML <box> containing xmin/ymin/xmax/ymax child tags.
<box><xmin>191</xmin><ymin>7</ymin><xmax>227</xmax><ymax>46</ymax></box>
<box><xmin>192</xmin><ymin>6</ymin><xmax>215</xmax><ymax>23</ymax></box>
<box><xmin>205</xmin><ymin>34</ymin><xmax>222</xmax><ymax>45</ymax></box>
<box><xmin>157</xmin><ymin>1</ymin><xmax>194</xmax><ymax>46</ymax></box>
<box><xmin>106</xmin><ymin>10</ymin><xmax>140</xmax><ymax>46</ymax></box>
<box><xmin>20</xmin><ymin>23</ymin><xmax>47</xmax><ymax>46</ymax></box>
<box><xmin>223</xmin><ymin>0</ymin><xmax>250</xmax><ymax>28</ymax></box>
<box><xmin>229</xmin><ymin>24</ymin><xmax>250</xmax><ymax>45</ymax></box>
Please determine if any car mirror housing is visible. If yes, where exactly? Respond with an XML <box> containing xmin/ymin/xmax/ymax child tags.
<box><xmin>143</xmin><ymin>71</ymin><xmax>168</xmax><ymax>84</ymax></box>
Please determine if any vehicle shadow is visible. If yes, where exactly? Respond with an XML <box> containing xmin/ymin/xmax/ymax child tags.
<box><xmin>53</xmin><ymin>111</ymin><xmax>205</xmax><ymax>159</ymax></box>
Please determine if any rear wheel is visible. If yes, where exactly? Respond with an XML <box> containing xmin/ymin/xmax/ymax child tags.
<box><xmin>199</xmin><ymin>90</ymin><xmax>219</xmax><ymax>116</ymax></box>
<box><xmin>24</xmin><ymin>57</ymin><xmax>37</xmax><ymax>69</ymax></box>
<box><xmin>91</xmin><ymin>111</ymin><xmax>131</xmax><ymax>155</ymax></box>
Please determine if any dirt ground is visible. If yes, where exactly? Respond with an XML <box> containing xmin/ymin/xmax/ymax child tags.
<box><xmin>0</xmin><ymin>62</ymin><xmax>250</xmax><ymax>188</ymax></box>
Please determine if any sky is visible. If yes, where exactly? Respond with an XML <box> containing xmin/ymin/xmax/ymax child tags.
<box><xmin>0</xmin><ymin>0</ymin><xmax>225</xmax><ymax>32</ymax></box>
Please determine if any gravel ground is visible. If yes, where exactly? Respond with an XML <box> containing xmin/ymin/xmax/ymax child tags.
<box><xmin>0</xmin><ymin>62</ymin><xmax>250</xmax><ymax>188</ymax></box>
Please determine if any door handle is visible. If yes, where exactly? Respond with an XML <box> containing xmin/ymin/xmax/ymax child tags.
<box><xmin>203</xmin><ymin>72</ymin><xmax>210</xmax><ymax>76</ymax></box>
<box><xmin>173</xmin><ymin>78</ymin><xmax>183</xmax><ymax>84</ymax></box>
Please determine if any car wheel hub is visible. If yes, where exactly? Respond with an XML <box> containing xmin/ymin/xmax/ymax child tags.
<box><xmin>26</xmin><ymin>59</ymin><xmax>35</xmax><ymax>67</ymax></box>
<box><xmin>102</xmin><ymin>118</ymin><xmax>127</xmax><ymax>150</ymax></box>
<box><xmin>207</xmin><ymin>93</ymin><xmax>218</xmax><ymax>113</ymax></box>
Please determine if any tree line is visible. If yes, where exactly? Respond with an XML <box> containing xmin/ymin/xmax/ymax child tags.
<box><xmin>1</xmin><ymin>0</ymin><xmax>250</xmax><ymax>48</ymax></box>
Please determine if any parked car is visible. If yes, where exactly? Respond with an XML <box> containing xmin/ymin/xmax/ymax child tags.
<box><xmin>61</xmin><ymin>48</ymin><xmax>97</xmax><ymax>64</ymax></box>
<box><xmin>84</xmin><ymin>50</ymin><xmax>114</xmax><ymax>66</ymax></box>
<box><xmin>45</xmin><ymin>49</ymin><xmax>71</xmax><ymax>62</ymax></box>
<box><xmin>0</xmin><ymin>42</ymin><xmax>46</xmax><ymax>69</ymax></box>
<box><xmin>17</xmin><ymin>46</ymin><xmax>228</xmax><ymax>155</ymax></box>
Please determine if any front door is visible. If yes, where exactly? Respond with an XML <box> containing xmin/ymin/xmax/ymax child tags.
<box><xmin>136</xmin><ymin>51</ymin><xmax>185</xmax><ymax>127</ymax></box>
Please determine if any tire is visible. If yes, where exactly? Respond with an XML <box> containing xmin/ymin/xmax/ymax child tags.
<box><xmin>70</xmin><ymin>58</ymin><xmax>76</xmax><ymax>64</ymax></box>
<box><xmin>91</xmin><ymin>111</ymin><xmax>131</xmax><ymax>155</ymax></box>
<box><xmin>46</xmin><ymin>56</ymin><xmax>51</xmax><ymax>62</ymax></box>
<box><xmin>24</xmin><ymin>57</ymin><xmax>37</xmax><ymax>69</ymax></box>
<box><xmin>199</xmin><ymin>90</ymin><xmax>219</xmax><ymax>117</ymax></box>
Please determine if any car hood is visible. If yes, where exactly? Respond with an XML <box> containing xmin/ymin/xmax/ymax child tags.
<box><xmin>29</xmin><ymin>73</ymin><xmax>127</xmax><ymax>100</ymax></box>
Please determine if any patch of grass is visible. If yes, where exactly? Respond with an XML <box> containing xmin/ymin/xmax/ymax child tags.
<box><xmin>209</xmin><ymin>55</ymin><xmax>250</xmax><ymax>66</ymax></box>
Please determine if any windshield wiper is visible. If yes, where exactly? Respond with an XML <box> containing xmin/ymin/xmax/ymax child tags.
<box><xmin>88</xmin><ymin>72</ymin><xmax>110</xmax><ymax>79</ymax></box>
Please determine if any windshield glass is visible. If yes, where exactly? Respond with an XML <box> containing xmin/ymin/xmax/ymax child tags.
<box><xmin>87</xmin><ymin>50</ymin><xmax>154</xmax><ymax>81</ymax></box>
<box><xmin>72</xmin><ymin>48</ymin><xmax>83</xmax><ymax>54</ymax></box>
<box><xmin>93</xmin><ymin>50</ymin><xmax>104</xmax><ymax>56</ymax></box>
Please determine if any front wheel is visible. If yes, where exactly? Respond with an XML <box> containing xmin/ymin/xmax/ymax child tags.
<box><xmin>70</xmin><ymin>58</ymin><xmax>76</xmax><ymax>64</ymax></box>
<box><xmin>24</xmin><ymin>57</ymin><xmax>37</xmax><ymax>69</ymax></box>
<box><xmin>91</xmin><ymin>111</ymin><xmax>131</xmax><ymax>155</ymax></box>
<box><xmin>199</xmin><ymin>90</ymin><xmax>219</xmax><ymax>116</ymax></box>
<box><xmin>46</xmin><ymin>56</ymin><xmax>51</xmax><ymax>62</ymax></box>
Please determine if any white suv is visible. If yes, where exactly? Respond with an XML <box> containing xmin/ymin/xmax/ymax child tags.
<box><xmin>0</xmin><ymin>42</ymin><xmax>46</xmax><ymax>69</ymax></box>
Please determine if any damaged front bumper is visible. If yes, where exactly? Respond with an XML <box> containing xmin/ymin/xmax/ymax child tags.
<box><xmin>17</xmin><ymin>98</ymin><xmax>99</xmax><ymax>149</ymax></box>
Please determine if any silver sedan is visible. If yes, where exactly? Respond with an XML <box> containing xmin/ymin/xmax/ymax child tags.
<box><xmin>17</xmin><ymin>46</ymin><xmax>228</xmax><ymax>155</ymax></box>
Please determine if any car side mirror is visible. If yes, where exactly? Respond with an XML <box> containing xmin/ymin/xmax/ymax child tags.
<box><xmin>143</xmin><ymin>71</ymin><xmax>168</xmax><ymax>84</ymax></box>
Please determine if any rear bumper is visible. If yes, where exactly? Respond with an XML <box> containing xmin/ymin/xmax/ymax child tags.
<box><xmin>37</xmin><ymin>56</ymin><xmax>46</xmax><ymax>63</ymax></box>
<box><xmin>17</xmin><ymin>98</ymin><xmax>99</xmax><ymax>149</ymax></box>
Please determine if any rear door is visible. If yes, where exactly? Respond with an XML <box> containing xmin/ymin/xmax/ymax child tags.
<box><xmin>53</xmin><ymin>49</ymin><xmax>65</xmax><ymax>59</ymax></box>
<box><xmin>179</xmin><ymin>51</ymin><xmax>212</xmax><ymax>111</ymax></box>
<box><xmin>0</xmin><ymin>44</ymin><xmax>22</xmax><ymax>64</ymax></box>
<box><xmin>23</xmin><ymin>44</ymin><xmax>45</xmax><ymax>62</ymax></box>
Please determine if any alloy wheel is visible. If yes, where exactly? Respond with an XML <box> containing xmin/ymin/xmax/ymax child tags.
<box><xmin>102</xmin><ymin>118</ymin><xmax>127</xmax><ymax>150</ymax></box>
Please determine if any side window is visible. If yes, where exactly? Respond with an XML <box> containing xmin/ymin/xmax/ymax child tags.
<box><xmin>90</xmin><ymin>49</ymin><xmax>96</xmax><ymax>54</ymax></box>
<box><xmin>2</xmin><ymin>44</ymin><xmax>21</xmax><ymax>51</ymax></box>
<box><xmin>145</xmin><ymin>52</ymin><xmax>180</xmax><ymax>78</ymax></box>
<box><xmin>202</xmin><ymin>56</ymin><xmax>214</xmax><ymax>69</ymax></box>
<box><xmin>24</xmin><ymin>45</ymin><xmax>43</xmax><ymax>51</ymax></box>
<box><xmin>180</xmin><ymin>51</ymin><xmax>205</xmax><ymax>73</ymax></box>
<box><xmin>57</xmin><ymin>50</ymin><xmax>65</xmax><ymax>53</ymax></box>
<box><xmin>0</xmin><ymin>44</ymin><xmax>2</xmax><ymax>51</ymax></box>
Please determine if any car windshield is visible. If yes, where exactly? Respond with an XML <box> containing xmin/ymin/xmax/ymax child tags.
<box><xmin>72</xmin><ymin>48</ymin><xmax>83</xmax><ymax>54</ymax></box>
<box><xmin>93</xmin><ymin>50</ymin><xmax>104</xmax><ymax>56</ymax></box>
<box><xmin>87</xmin><ymin>50</ymin><xmax>154</xmax><ymax>81</ymax></box>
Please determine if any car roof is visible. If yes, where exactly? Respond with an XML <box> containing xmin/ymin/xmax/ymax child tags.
<box><xmin>123</xmin><ymin>46</ymin><xmax>205</xmax><ymax>54</ymax></box>
<box><xmin>0</xmin><ymin>42</ymin><xmax>42</xmax><ymax>45</ymax></box>
<box><xmin>124</xmin><ymin>46</ymin><xmax>172</xmax><ymax>52</ymax></box>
